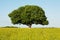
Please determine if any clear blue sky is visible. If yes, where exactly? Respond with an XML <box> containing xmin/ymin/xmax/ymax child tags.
<box><xmin>0</xmin><ymin>0</ymin><xmax>60</xmax><ymax>27</ymax></box>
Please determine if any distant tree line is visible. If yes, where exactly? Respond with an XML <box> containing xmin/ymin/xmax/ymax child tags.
<box><xmin>1</xmin><ymin>26</ymin><xmax>18</xmax><ymax>28</ymax></box>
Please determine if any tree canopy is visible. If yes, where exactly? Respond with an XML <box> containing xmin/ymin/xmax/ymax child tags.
<box><xmin>8</xmin><ymin>5</ymin><xmax>49</xmax><ymax>28</ymax></box>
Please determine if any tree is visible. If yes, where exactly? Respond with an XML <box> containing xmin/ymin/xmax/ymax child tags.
<box><xmin>8</xmin><ymin>5</ymin><xmax>49</xmax><ymax>28</ymax></box>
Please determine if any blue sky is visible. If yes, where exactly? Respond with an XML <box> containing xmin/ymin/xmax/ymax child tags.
<box><xmin>0</xmin><ymin>0</ymin><xmax>60</xmax><ymax>27</ymax></box>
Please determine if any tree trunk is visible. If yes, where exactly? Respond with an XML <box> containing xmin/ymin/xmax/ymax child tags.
<box><xmin>28</xmin><ymin>24</ymin><xmax>31</xmax><ymax>28</ymax></box>
<box><xmin>29</xmin><ymin>25</ymin><xmax>31</xmax><ymax>28</ymax></box>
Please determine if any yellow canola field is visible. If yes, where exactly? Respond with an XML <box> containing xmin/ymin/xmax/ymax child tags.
<box><xmin>0</xmin><ymin>28</ymin><xmax>60</xmax><ymax>40</ymax></box>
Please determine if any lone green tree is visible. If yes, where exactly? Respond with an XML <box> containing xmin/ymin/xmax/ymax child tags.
<box><xmin>8</xmin><ymin>5</ymin><xmax>49</xmax><ymax>28</ymax></box>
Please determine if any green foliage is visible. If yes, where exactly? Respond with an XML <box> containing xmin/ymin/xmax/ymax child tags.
<box><xmin>42</xmin><ymin>20</ymin><xmax>49</xmax><ymax>25</ymax></box>
<box><xmin>8</xmin><ymin>5</ymin><xmax>49</xmax><ymax>27</ymax></box>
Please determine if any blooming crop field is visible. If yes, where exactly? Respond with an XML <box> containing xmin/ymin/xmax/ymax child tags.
<box><xmin>0</xmin><ymin>28</ymin><xmax>60</xmax><ymax>40</ymax></box>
